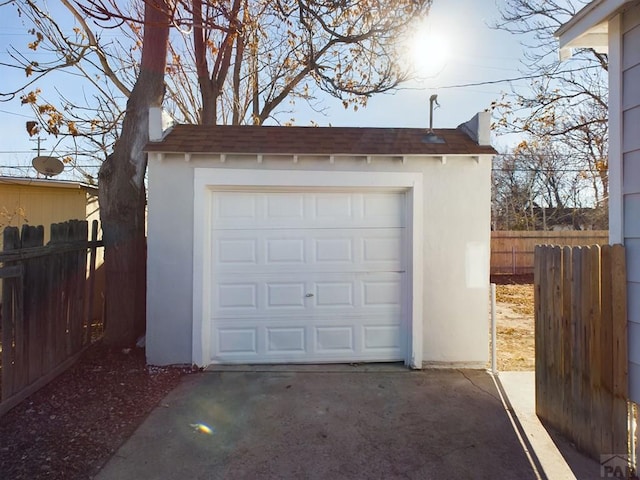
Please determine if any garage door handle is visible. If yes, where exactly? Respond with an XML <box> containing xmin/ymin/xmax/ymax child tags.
<box><xmin>305</xmin><ymin>293</ymin><xmax>314</xmax><ymax>297</ymax></box>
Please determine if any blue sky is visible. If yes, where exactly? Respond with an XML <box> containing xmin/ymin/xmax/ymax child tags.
<box><xmin>0</xmin><ymin>0</ymin><xmax>528</xmax><ymax>181</ymax></box>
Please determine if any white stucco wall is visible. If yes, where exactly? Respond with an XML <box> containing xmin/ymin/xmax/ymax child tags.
<box><xmin>146</xmin><ymin>153</ymin><xmax>492</xmax><ymax>367</ymax></box>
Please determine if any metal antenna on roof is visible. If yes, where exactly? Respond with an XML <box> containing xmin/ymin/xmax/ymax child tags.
<box><xmin>429</xmin><ymin>94</ymin><xmax>440</xmax><ymax>131</ymax></box>
<box><xmin>30</xmin><ymin>136</ymin><xmax>44</xmax><ymax>156</ymax></box>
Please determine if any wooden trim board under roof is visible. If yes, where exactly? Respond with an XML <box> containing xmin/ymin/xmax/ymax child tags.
<box><xmin>145</xmin><ymin>124</ymin><xmax>496</xmax><ymax>158</ymax></box>
<box><xmin>0</xmin><ymin>176</ymin><xmax>98</xmax><ymax>194</ymax></box>
<box><xmin>155</xmin><ymin>151</ymin><xmax>483</xmax><ymax>166</ymax></box>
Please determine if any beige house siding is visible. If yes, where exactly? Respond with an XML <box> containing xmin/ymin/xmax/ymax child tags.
<box><xmin>0</xmin><ymin>179</ymin><xmax>98</xmax><ymax>247</ymax></box>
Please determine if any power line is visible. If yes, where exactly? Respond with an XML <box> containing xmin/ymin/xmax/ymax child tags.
<box><xmin>421</xmin><ymin>66</ymin><xmax>603</xmax><ymax>91</ymax></box>
<box><xmin>492</xmin><ymin>168</ymin><xmax>603</xmax><ymax>173</ymax></box>
<box><xmin>0</xmin><ymin>164</ymin><xmax>99</xmax><ymax>168</ymax></box>
<box><xmin>0</xmin><ymin>109</ymin><xmax>34</xmax><ymax>119</ymax></box>
<box><xmin>0</xmin><ymin>162</ymin><xmax>600</xmax><ymax>173</ymax></box>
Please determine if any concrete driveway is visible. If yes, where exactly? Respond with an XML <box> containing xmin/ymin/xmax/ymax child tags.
<box><xmin>96</xmin><ymin>366</ymin><xmax>601</xmax><ymax>480</ymax></box>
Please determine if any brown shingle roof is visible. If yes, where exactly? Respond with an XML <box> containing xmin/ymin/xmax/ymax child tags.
<box><xmin>145</xmin><ymin>125</ymin><xmax>496</xmax><ymax>156</ymax></box>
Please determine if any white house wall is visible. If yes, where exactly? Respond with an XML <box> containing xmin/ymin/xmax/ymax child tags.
<box><xmin>146</xmin><ymin>154</ymin><xmax>492</xmax><ymax>367</ymax></box>
<box><xmin>146</xmin><ymin>159</ymin><xmax>195</xmax><ymax>365</ymax></box>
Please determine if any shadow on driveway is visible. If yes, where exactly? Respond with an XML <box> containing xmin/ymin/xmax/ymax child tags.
<box><xmin>96</xmin><ymin>366</ymin><xmax>600</xmax><ymax>479</ymax></box>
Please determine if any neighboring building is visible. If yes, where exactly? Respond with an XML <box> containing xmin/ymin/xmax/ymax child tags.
<box><xmin>0</xmin><ymin>176</ymin><xmax>99</xmax><ymax>246</ymax></box>
<box><xmin>0</xmin><ymin>176</ymin><xmax>103</xmax><ymax>324</ymax></box>
<box><xmin>145</xmin><ymin>111</ymin><xmax>496</xmax><ymax>368</ymax></box>
<box><xmin>557</xmin><ymin>0</ymin><xmax>640</xmax><ymax>401</ymax></box>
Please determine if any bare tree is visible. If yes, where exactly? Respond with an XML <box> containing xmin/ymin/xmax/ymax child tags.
<box><xmin>166</xmin><ymin>0</ymin><xmax>431</xmax><ymax>125</ymax></box>
<box><xmin>492</xmin><ymin>152</ymin><xmax>538</xmax><ymax>230</ymax></box>
<box><xmin>1</xmin><ymin>0</ymin><xmax>139</xmax><ymax>183</ymax></box>
<box><xmin>3</xmin><ymin>0</ymin><xmax>432</xmax><ymax>171</ymax></box>
<box><xmin>1</xmin><ymin>0</ymin><xmax>432</xmax><ymax>346</ymax></box>
<box><xmin>492</xmin><ymin>135</ymin><xmax>607</xmax><ymax>231</ymax></box>
<box><xmin>491</xmin><ymin>0</ymin><xmax>608</xmax><ymax>228</ymax></box>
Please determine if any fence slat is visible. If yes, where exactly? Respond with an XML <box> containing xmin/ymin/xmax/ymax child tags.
<box><xmin>551</xmin><ymin>246</ymin><xmax>563</xmax><ymax>433</ymax></box>
<box><xmin>534</xmin><ymin>245</ymin><xmax>546</xmax><ymax>418</ymax></box>
<box><xmin>588</xmin><ymin>246</ymin><xmax>603</xmax><ymax>457</ymax></box>
<box><xmin>535</xmin><ymin>243</ymin><xmax>629</xmax><ymax>462</ymax></box>
<box><xmin>570</xmin><ymin>247</ymin><xmax>585</xmax><ymax>450</ymax></box>
<box><xmin>611</xmin><ymin>244</ymin><xmax>628</xmax><ymax>457</ymax></box>
<box><xmin>600</xmin><ymin>245</ymin><xmax>614</xmax><ymax>454</ymax></box>
<box><xmin>561</xmin><ymin>246</ymin><xmax>573</xmax><ymax>436</ymax></box>
<box><xmin>2</xmin><ymin>227</ymin><xmax>20</xmax><ymax>399</ymax></box>
<box><xmin>22</xmin><ymin>225</ymin><xmax>45</xmax><ymax>386</ymax></box>
<box><xmin>12</xmin><ymin>228</ymin><xmax>28</xmax><ymax>401</ymax></box>
<box><xmin>85</xmin><ymin>220</ymin><xmax>99</xmax><ymax>343</ymax></box>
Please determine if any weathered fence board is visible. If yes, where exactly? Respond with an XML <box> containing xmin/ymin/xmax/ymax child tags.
<box><xmin>85</xmin><ymin>220</ymin><xmax>99</xmax><ymax>344</ymax></box>
<box><xmin>1</xmin><ymin>228</ymin><xmax>23</xmax><ymax>402</ymax></box>
<box><xmin>611</xmin><ymin>245</ymin><xmax>629</xmax><ymax>456</ymax></box>
<box><xmin>535</xmin><ymin>244</ymin><xmax>628</xmax><ymax>460</ymax></box>
<box><xmin>0</xmin><ymin>220</ymin><xmax>103</xmax><ymax>416</ymax></box>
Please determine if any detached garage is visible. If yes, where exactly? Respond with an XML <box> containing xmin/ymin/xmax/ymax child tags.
<box><xmin>145</xmin><ymin>112</ymin><xmax>496</xmax><ymax>368</ymax></box>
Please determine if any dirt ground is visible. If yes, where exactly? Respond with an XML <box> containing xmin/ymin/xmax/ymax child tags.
<box><xmin>492</xmin><ymin>275</ymin><xmax>535</xmax><ymax>371</ymax></box>
<box><xmin>0</xmin><ymin>344</ymin><xmax>192</xmax><ymax>480</ymax></box>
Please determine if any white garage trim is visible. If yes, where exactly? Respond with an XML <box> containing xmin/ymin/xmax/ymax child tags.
<box><xmin>192</xmin><ymin>168</ymin><xmax>424</xmax><ymax>368</ymax></box>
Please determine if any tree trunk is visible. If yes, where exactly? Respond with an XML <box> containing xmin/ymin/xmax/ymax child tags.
<box><xmin>98</xmin><ymin>0</ymin><xmax>171</xmax><ymax>347</ymax></box>
<box><xmin>232</xmin><ymin>31</ymin><xmax>244</xmax><ymax>125</ymax></box>
<box><xmin>192</xmin><ymin>0</ymin><xmax>217</xmax><ymax>125</ymax></box>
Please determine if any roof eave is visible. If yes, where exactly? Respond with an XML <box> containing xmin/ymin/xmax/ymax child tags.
<box><xmin>146</xmin><ymin>151</ymin><xmax>495</xmax><ymax>158</ymax></box>
<box><xmin>0</xmin><ymin>176</ymin><xmax>97</xmax><ymax>193</ymax></box>
<box><xmin>556</xmin><ymin>0</ymin><xmax>632</xmax><ymax>58</ymax></box>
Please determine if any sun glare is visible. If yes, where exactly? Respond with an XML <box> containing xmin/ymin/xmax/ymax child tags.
<box><xmin>407</xmin><ymin>22</ymin><xmax>452</xmax><ymax>78</ymax></box>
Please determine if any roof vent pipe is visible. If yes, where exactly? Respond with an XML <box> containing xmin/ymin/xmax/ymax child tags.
<box><xmin>429</xmin><ymin>94</ymin><xmax>439</xmax><ymax>131</ymax></box>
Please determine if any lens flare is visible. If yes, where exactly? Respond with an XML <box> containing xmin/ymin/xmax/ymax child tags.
<box><xmin>190</xmin><ymin>423</ymin><xmax>215</xmax><ymax>435</ymax></box>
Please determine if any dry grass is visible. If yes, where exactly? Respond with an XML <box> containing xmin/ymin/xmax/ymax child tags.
<box><xmin>494</xmin><ymin>283</ymin><xmax>535</xmax><ymax>371</ymax></box>
<box><xmin>495</xmin><ymin>284</ymin><xmax>535</xmax><ymax>316</ymax></box>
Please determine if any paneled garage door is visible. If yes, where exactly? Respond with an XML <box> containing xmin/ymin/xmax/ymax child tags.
<box><xmin>209</xmin><ymin>190</ymin><xmax>406</xmax><ymax>363</ymax></box>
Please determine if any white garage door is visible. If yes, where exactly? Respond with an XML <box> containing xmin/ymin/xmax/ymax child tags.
<box><xmin>209</xmin><ymin>190</ymin><xmax>406</xmax><ymax>364</ymax></box>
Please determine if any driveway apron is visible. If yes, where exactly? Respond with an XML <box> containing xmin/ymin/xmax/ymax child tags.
<box><xmin>96</xmin><ymin>366</ymin><xmax>600</xmax><ymax>479</ymax></box>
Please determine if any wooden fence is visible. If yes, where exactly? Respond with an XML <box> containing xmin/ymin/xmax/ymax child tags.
<box><xmin>534</xmin><ymin>244</ymin><xmax>629</xmax><ymax>460</ymax></box>
<box><xmin>0</xmin><ymin>220</ymin><xmax>103</xmax><ymax>416</ymax></box>
<box><xmin>492</xmin><ymin>230</ymin><xmax>609</xmax><ymax>275</ymax></box>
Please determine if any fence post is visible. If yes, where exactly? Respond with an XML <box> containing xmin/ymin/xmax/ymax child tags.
<box><xmin>85</xmin><ymin>220</ymin><xmax>99</xmax><ymax>344</ymax></box>
<box><xmin>512</xmin><ymin>246</ymin><xmax>516</xmax><ymax>275</ymax></box>
<box><xmin>490</xmin><ymin>283</ymin><xmax>497</xmax><ymax>374</ymax></box>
